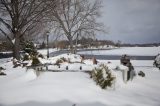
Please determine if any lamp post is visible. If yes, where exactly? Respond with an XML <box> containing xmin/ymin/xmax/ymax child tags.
<box><xmin>75</xmin><ymin>32</ymin><xmax>79</xmax><ymax>54</ymax></box>
<box><xmin>46</xmin><ymin>31</ymin><xmax>49</xmax><ymax>59</ymax></box>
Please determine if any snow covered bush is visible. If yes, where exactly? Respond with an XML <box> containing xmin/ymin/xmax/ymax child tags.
<box><xmin>12</xmin><ymin>58</ymin><xmax>21</xmax><ymax>68</ymax></box>
<box><xmin>153</xmin><ymin>54</ymin><xmax>160</xmax><ymax>69</ymax></box>
<box><xmin>31</xmin><ymin>57</ymin><xmax>41</xmax><ymax>66</ymax></box>
<box><xmin>23</xmin><ymin>53</ymin><xmax>30</xmax><ymax>61</ymax></box>
<box><xmin>23</xmin><ymin>41</ymin><xmax>37</xmax><ymax>56</ymax></box>
<box><xmin>56</xmin><ymin>58</ymin><xmax>66</xmax><ymax>64</ymax></box>
<box><xmin>90</xmin><ymin>64</ymin><xmax>116</xmax><ymax>89</ymax></box>
<box><xmin>22</xmin><ymin>41</ymin><xmax>44</xmax><ymax>61</ymax></box>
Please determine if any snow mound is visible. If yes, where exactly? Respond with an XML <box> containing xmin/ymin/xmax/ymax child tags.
<box><xmin>16</xmin><ymin>69</ymin><xmax>37</xmax><ymax>82</ymax></box>
<box><xmin>39</xmin><ymin>53</ymin><xmax>81</xmax><ymax>65</ymax></box>
<box><xmin>38</xmin><ymin>53</ymin><xmax>99</xmax><ymax>71</ymax></box>
<box><xmin>24</xmin><ymin>69</ymin><xmax>37</xmax><ymax>80</ymax></box>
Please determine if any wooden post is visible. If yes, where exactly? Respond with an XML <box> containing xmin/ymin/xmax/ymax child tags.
<box><xmin>92</xmin><ymin>57</ymin><xmax>97</xmax><ymax>64</ymax></box>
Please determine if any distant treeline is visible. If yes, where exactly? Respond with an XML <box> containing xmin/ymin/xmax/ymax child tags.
<box><xmin>54</xmin><ymin>38</ymin><xmax>160</xmax><ymax>49</ymax></box>
<box><xmin>1</xmin><ymin>37</ymin><xmax>159</xmax><ymax>52</ymax></box>
<box><xmin>53</xmin><ymin>37</ymin><xmax>116</xmax><ymax>49</ymax></box>
<box><xmin>121</xmin><ymin>43</ymin><xmax>160</xmax><ymax>47</ymax></box>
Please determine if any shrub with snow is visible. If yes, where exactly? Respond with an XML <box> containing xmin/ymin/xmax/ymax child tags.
<box><xmin>23</xmin><ymin>41</ymin><xmax>37</xmax><ymax>55</ymax></box>
<box><xmin>23</xmin><ymin>53</ymin><xmax>30</xmax><ymax>61</ymax></box>
<box><xmin>22</xmin><ymin>41</ymin><xmax>44</xmax><ymax>61</ymax></box>
<box><xmin>55</xmin><ymin>58</ymin><xmax>66</xmax><ymax>65</ymax></box>
<box><xmin>153</xmin><ymin>54</ymin><xmax>160</xmax><ymax>69</ymax></box>
<box><xmin>90</xmin><ymin>64</ymin><xmax>116</xmax><ymax>89</ymax></box>
<box><xmin>31</xmin><ymin>57</ymin><xmax>41</xmax><ymax>66</ymax></box>
<box><xmin>12</xmin><ymin>58</ymin><xmax>21</xmax><ymax>68</ymax></box>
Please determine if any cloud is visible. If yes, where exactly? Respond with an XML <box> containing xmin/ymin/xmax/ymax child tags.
<box><xmin>99</xmin><ymin>0</ymin><xmax>160</xmax><ymax>43</ymax></box>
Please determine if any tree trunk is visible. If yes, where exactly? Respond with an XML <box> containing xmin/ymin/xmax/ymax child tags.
<box><xmin>13</xmin><ymin>33</ymin><xmax>20</xmax><ymax>60</ymax></box>
<box><xmin>68</xmin><ymin>37</ymin><xmax>75</xmax><ymax>54</ymax></box>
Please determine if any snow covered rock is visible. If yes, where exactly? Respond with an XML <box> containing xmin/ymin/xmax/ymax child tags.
<box><xmin>0</xmin><ymin>66</ymin><xmax>5</xmax><ymax>70</ymax></box>
<box><xmin>0</xmin><ymin>72</ymin><xmax>6</xmax><ymax>76</ymax></box>
<box><xmin>0</xmin><ymin>66</ymin><xmax>6</xmax><ymax>76</ymax></box>
<box><xmin>138</xmin><ymin>71</ymin><xmax>145</xmax><ymax>77</ymax></box>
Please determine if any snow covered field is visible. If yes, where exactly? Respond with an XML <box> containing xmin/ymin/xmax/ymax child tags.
<box><xmin>0</xmin><ymin>47</ymin><xmax>160</xmax><ymax>106</ymax></box>
<box><xmin>78</xmin><ymin>47</ymin><xmax>160</xmax><ymax>56</ymax></box>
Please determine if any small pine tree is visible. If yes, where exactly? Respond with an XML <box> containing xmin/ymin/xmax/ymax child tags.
<box><xmin>23</xmin><ymin>41</ymin><xmax>38</xmax><ymax>57</ymax></box>
<box><xmin>22</xmin><ymin>41</ymin><xmax>44</xmax><ymax>61</ymax></box>
<box><xmin>91</xmin><ymin>65</ymin><xmax>115</xmax><ymax>89</ymax></box>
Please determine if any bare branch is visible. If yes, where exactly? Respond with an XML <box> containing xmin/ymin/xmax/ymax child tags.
<box><xmin>0</xmin><ymin>28</ymin><xmax>14</xmax><ymax>45</ymax></box>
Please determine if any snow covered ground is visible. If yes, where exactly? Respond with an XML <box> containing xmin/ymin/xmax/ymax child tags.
<box><xmin>78</xmin><ymin>47</ymin><xmax>160</xmax><ymax>56</ymax></box>
<box><xmin>0</xmin><ymin>47</ymin><xmax>160</xmax><ymax>106</ymax></box>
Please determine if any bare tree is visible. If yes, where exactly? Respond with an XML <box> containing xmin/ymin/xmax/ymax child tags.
<box><xmin>0</xmin><ymin>0</ymin><xmax>49</xmax><ymax>60</ymax></box>
<box><xmin>46</xmin><ymin>0</ymin><xmax>105</xmax><ymax>53</ymax></box>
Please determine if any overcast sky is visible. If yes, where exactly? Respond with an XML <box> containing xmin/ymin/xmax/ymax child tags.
<box><xmin>99</xmin><ymin>0</ymin><xmax>160</xmax><ymax>44</ymax></box>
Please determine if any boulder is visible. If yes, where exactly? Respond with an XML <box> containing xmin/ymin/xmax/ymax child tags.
<box><xmin>0</xmin><ymin>72</ymin><xmax>6</xmax><ymax>76</ymax></box>
<box><xmin>138</xmin><ymin>71</ymin><xmax>145</xmax><ymax>77</ymax></box>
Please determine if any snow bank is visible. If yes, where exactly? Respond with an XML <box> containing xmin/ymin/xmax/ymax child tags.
<box><xmin>39</xmin><ymin>53</ymin><xmax>99</xmax><ymax>71</ymax></box>
<box><xmin>20</xmin><ymin>69</ymin><xmax>37</xmax><ymax>81</ymax></box>
<box><xmin>1</xmin><ymin>53</ymin><xmax>160</xmax><ymax>106</ymax></box>
<box><xmin>1</xmin><ymin>67</ymin><xmax>160</xmax><ymax>106</ymax></box>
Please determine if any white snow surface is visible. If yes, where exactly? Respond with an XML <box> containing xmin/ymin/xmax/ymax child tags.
<box><xmin>0</xmin><ymin>53</ymin><xmax>160</xmax><ymax>106</ymax></box>
<box><xmin>39</xmin><ymin>53</ymin><xmax>104</xmax><ymax>71</ymax></box>
<box><xmin>78</xmin><ymin>47</ymin><xmax>160</xmax><ymax>56</ymax></box>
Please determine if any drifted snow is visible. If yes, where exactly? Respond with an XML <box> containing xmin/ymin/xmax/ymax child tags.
<box><xmin>0</xmin><ymin>53</ymin><xmax>160</xmax><ymax>106</ymax></box>
<box><xmin>38</xmin><ymin>53</ymin><xmax>128</xmax><ymax>71</ymax></box>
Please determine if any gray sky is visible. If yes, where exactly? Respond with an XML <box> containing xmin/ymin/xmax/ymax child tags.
<box><xmin>99</xmin><ymin>0</ymin><xmax>160</xmax><ymax>44</ymax></box>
